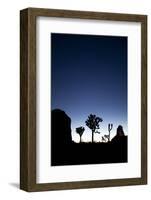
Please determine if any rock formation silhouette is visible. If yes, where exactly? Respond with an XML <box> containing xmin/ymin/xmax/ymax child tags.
<box><xmin>111</xmin><ymin>125</ymin><xmax>127</xmax><ymax>144</ymax></box>
<box><xmin>51</xmin><ymin>109</ymin><xmax>72</xmax><ymax>165</ymax></box>
<box><xmin>51</xmin><ymin>109</ymin><xmax>72</xmax><ymax>145</ymax></box>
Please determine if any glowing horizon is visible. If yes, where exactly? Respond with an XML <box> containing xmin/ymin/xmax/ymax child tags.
<box><xmin>71</xmin><ymin>122</ymin><xmax>127</xmax><ymax>143</ymax></box>
<box><xmin>71</xmin><ymin>110</ymin><xmax>127</xmax><ymax>143</ymax></box>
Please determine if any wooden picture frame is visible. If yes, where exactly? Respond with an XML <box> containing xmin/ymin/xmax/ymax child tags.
<box><xmin>20</xmin><ymin>7</ymin><xmax>147</xmax><ymax>192</ymax></box>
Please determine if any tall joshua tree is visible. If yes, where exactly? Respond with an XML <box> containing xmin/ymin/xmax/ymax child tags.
<box><xmin>85</xmin><ymin>114</ymin><xmax>103</xmax><ymax>143</ymax></box>
<box><xmin>76</xmin><ymin>126</ymin><xmax>85</xmax><ymax>143</ymax></box>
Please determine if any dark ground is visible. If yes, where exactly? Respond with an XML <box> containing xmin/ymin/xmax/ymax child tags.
<box><xmin>51</xmin><ymin>137</ymin><xmax>127</xmax><ymax>166</ymax></box>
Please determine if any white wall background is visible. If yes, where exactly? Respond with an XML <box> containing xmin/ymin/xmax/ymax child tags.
<box><xmin>0</xmin><ymin>0</ymin><xmax>150</xmax><ymax>199</ymax></box>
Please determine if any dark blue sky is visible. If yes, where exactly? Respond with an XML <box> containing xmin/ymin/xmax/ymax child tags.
<box><xmin>51</xmin><ymin>33</ymin><xmax>127</xmax><ymax>142</ymax></box>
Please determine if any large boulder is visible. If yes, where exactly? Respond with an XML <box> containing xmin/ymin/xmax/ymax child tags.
<box><xmin>111</xmin><ymin>125</ymin><xmax>127</xmax><ymax>144</ymax></box>
<box><xmin>51</xmin><ymin>109</ymin><xmax>72</xmax><ymax>165</ymax></box>
<box><xmin>51</xmin><ymin>109</ymin><xmax>72</xmax><ymax>146</ymax></box>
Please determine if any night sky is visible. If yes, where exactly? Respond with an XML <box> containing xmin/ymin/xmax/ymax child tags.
<box><xmin>51</xmin><ymin>33</ymin><xmax>127</xmax><ymax>142</ymax></box>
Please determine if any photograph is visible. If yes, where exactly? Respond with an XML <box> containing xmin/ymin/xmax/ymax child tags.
<box><xmin>51</xmin><ymin>33</ymin><xmax>128</xmax><ymax>166</ymax></box>
<box><xmin>20</xmin><ymin>8</ymin><xmax>147</xmax><ymax>191</ymax></box>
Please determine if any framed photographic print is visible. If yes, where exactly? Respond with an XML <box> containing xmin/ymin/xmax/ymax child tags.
<box><xmin>20</xmin><ymin>8</ymin><xmax>147</xmax><ymax>192</ymax></box>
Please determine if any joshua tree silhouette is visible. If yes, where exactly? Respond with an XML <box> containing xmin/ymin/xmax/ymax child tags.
<box><xmin>108</xmin><ymin>123</ymin><xmax>113</xmax><ymax>142</ymax></box>
<box><xmin>76</xmin><ymin>126</ymin><xmax>85</xmax><ymax>143</ymax></box>
<box><xmin>104</xmin><ymin>124</ymin><xmax>113</xmax><ymax>142</ymax></box>
<box><xmin>85</xmin><ymin>114</ymin><xmax>103</xmax><ymax>143</ymax></box>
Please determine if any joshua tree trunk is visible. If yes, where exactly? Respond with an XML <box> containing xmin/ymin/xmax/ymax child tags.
<box><xmin>108</xmin><ymin>130</ymin><xmax>110</xmax><ymax>142</ymax></box>
<box><xmin>80</xmin><ymin>135</ymin><xmax>82</xmax><ymax>143</ymax></box>
<box><xmin>92</xmin><ymin>130</ymin><xmax>95</xmax><ymax>143</ymax></box>
<box><xmin>108</xmin><ymin>124</ymin><xmax>113</xmax><ymax>142</ymax></box>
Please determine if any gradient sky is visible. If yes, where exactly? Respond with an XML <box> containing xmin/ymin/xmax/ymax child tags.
<box><xmin>51</xmin><ymin>33</ymin><xmax>127</xmax><ymax>142</ymax></box>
